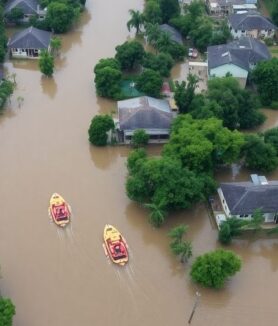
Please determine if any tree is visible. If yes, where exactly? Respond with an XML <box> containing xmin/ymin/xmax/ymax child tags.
<box><xmin>144</xmin><ymin>23</ymin><xmax>162</xmax><ymax>47</ymax></box>
<box><xmin>46</xmin><ymin>2</ymin><xmax>76</xmax><ymax>33</ymax></box>
<box><xmin>264</xmin><ymin>127</ymin><xmax>278</xmax><ymax>150</ymax></box>
<box><xmin>190</xmin><ymin>249</ymin><xmax>242</xmax><ymax>288</ymax></box>
<box><xmin>169</xmin><ymin>225</ymin><xmax>192</xmax><ymax>262</ymax></box>
<box><xmin>94</xmin><ymin>58</ymin><xmax>120</xmax><ymax>74</ymax></box>
<box><xmin>159</xmin><ymin>0</ymin><xmax>180</xmax><ymax>23</ymax></box>
<box><xmin>174</xmin><ymin>74</ymin><xmax>198</xmax><ymax>113</ymax></box>
<box><xmin>50</xmin><ymin>37</ymin><xmax>62</xmax><ymax>56</ymax></box>
<box><xmin>127</xmin><ymin>9</ymin><xmax>144</xmax><ymax>34</ymax></box>
<box><xmin>189</xmin><ymin>16</ymin><xmax>213</xmax><ymax>52</ymax></box>
<box><xmin>127</xmin><ymin>148</ymin><xmax>147</xmax><ymax>174</ymax></box>
<box><xmin>143</xmin><ymin>0</ymin><xmax>162</xmax><ymax>24</ymax></box>
<box><xmin>0</xmin><ymin>80</ymin><xmax>14</xmax><ymax>109</ymax></box>
<box><xmin>144</xmin><ymin>202</ymin><xmax>166</xmax><ymax>227</ymax></box>
<box><xmin>132</xmin><ymin>129</ymin><xmax>149</xmax><ymax>147</ymax></box>
<box><xmin>0</xmin><ymin>297</ymin><xmax>16</xmax><ymax>326</ymax></box>
<box><xmin>136</xmin><ymin>69</ymin><xmax>162</xmax><ymax>98</ymax></box>
<box><xmin>143</xmin><ymin>52</ymin><xmax>174</xmax><ymax>77</ymax></box>
<box><xmin>6</xmin><ymin>7</ymin><xmax>24</xmax><ymax>24</ymax></box>
<box><xmin>88</xmin><ymin>115</ymin><xmax>114</xmax><ymax>146</ymax></box>
<box><xmin>218</xmin><ymin>217</ymin><xmax>247</xmax><ymax>245</ymax></box>
<box><xmin>272</xmin><ymin>1</ymin><xmax>278</xmax><ymax>25</ymax></box>
<box><xmin>0</xmin><ymin>7</ymin><xmax>7</xmax><ymax>63</ymax></box>
<box><xmin>115</xmin><ymin>41</ymin><xmax>145</xmax><ymax>70</ymax></box>
<box><xmin>211</xmin><ymin>20</ymin><xmax>231</xmax><ymax>45</ymax></box>
<box><xmin>242</xmin><ymin>134</ymin><xmax>278</xmax><ymax>172</ymax></box>
<box><xmin>39</xmin><ymin>50</ymin><xmax>54</xmax><ymax>77</ymax></box>
<box><xmin>94</xmin><ymin>66</ymin><xmax>122</xmax><ymax>99</ymax></box>
<box><xmin>246</xmin><ymin>208</ymin><xmax>264</xmax><ymax>233</ymax></box>
<box><xmin>163</xmin><ymin>115</ymin><xmax>245</xmax><ymax>173</ymax></box>
<box><xmin>252</xmin><ymin>58</ymin><xmax>278</xmax><ymax>106</ymax></box>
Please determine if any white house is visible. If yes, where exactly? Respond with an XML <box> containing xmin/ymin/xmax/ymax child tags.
<box><xmin>7</xmin><ymin>27</ymin><xmax>51</xmax><ymax>59</ymax></box>
<box><xmin>228</xmin><ymin>12</ymin><xmax>277</xmax><ymax>39</ymax></box>
<box><xmin>218</xmin><ymin>175</ymin><xmax>278</xmax><ymax>223</ymax></box>
<box><xmin>206</xmin><ymin>0</ymin><xmax>257</xmax><ymax>16</ymax></box>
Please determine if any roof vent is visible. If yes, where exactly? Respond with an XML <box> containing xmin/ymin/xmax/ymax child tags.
<box><xmin>258</xmin><ymin>176</ymin><xmax>268</xmax><ymax>185</ymax></box>
<box><xmin>250</xmin><ymin>174</ymin><xmax>260</xmax><ymax>185</ymax></box>
<box><xmin>221</xmin><ymin>52</ymin><xmax>229</xmax><ymax>57</ymax></box>
<box><xmin>239</xmin><ymin>46</ymin><xmax>246</xmax><ymax>48</ymax></box>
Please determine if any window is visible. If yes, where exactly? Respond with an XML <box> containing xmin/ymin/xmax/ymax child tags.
<box><xmin>241</xmin><ymin>30</ymin><xmax>245</xmax><ymax>33</ymax></box>
<box><xmin>235</xmin><ymin>30</ymin><xmax>238</xmax><ymax>33</ymax></box>
<box><xmin>239</xmin><ymin>215</ymin><xmax>244</xmax><ymax>218</ymax></box>
<box><xmin>222</xmin><ymin>199</ymin><xmax>225</xmax><ymax>204</ymax></box>
<box><xmin>244</xmin><ymin>214</ymin><xmax>249</xmax><ymax>218</ymax></box>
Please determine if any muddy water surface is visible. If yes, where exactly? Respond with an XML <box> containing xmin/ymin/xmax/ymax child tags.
<box><xmin>1</xmin><ymin>0</ymin><xmax>278</xmax><ymax>325</ymax></box>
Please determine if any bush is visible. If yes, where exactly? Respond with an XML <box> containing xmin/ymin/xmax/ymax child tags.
<box><xmin>132</xmin><ymin>129</ymin><xmax>149</xmax><ymax>147</ymax></box>
<box><xmin>39</xmin><ymin>50</ymin><xmax>54</xmax><ymax>76</ymax></box>
<box><xmin>88</xmin><ymin>115</ymin><xmax>114</xmax><ymax>146</ymax></box>
<box><xmin>0</xmin><ymin>297</ymin><xmax>16</xmax><ymax>326</ymax></box>
<box><xmin>190</xmin><ymin>249</ymin><xmax>242</xmax><ymax>288</ymax></box>
<box><xmin>270</xmin><ymin>101</ymin><xmax>278</xmax><ymax>110</ymax></box>
<box><xmin>136</xmin><ymin>69</ymin><xmax>163</xmax><ymax>98</ymax></box>
<box><xmin>264</xmin><ymin>37</ymin><xmax>274</xmax><ymax>46</ymax></box>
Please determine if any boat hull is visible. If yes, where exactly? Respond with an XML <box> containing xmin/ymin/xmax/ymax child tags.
<box><xmin>49</xmin><ymin>193</ymin><xmax>71</xmax><ymax>227</ymax></box>
<box><xmin>103</xmin><ymin>224</ymin><xmax>128</xmax><ymax>266</ymax></box>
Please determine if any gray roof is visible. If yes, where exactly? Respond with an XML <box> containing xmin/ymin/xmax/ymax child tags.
<box><xmin>220</xmin><ymin>181</ymin><xmax>278</xmax><ymax>215</ymax></box>
<box><xmin>4</xmin><ymin>0</ymin><xmax>38</xmax><ymax>15</ymax></box>
<box><xmin>159</xmin><ymin>24</ymin><xmax>183</xmax><ymax>45</ymax></box>
<box><xmin>7</xmin><ymin>27</ymin><xmax>51</xmax><ymax>49</ymax></box>
<box><xmin>228</xmin><ymin>12</ymin><xmax>276</xmax><ymax>30</ymax></box>
<box><xmin>117</xmin><ymin>96</ymin><xmax>173</xmax><ymax>131</ymax></box>
<box><xmin>207</xmin><ymin>36</ymin><xmax>271</xmax><ymax>72</ymax></box>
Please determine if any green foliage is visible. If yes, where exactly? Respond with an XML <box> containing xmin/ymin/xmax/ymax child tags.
<box><xmin>218</xmin><ymin>217</ymin><xmax>247</xmax><ymax>245</ymax></box>
<box><xmin>50</xmin><ymin>36</ymin><xmax>62</xmax><ymax>56</ymax></box>
<box><xmin>207</xmin><ymin>76</ymin><xmax>265</xmax><ymax>130</ymax></box>
<box><xmin>0</xmin><ymin>7</ymin><xmax>7</xmax><ymax>63</ymax></box>
<box><xmin>88</xmin><ymin>115</ymin><xmax>114</xmax><ymax>146</ymax></box>
<box><xmin>136</xmin><ymin>69</ymin><xmax>163</xmax><ymax>98</ymax></box>
<box><xmin>6</xmin><ymin>7</ymin><xmax>24</xmax><ymax>24</ymax></box>
<box><xmin>190</xmin><ymin>249</ymin><xmax>242</xmax><ymax>288</ymax></box>
<box><xmin>144</xmin><ymin>23</ymin><xmax>161</xmax><ymax>47</ymax></box>
<box><xmin>272</xmin><ymin>1</ymin><xmax>278</xmax><ymax>25</ymax></box>
<box><xmin>159</xmin><ymin>0</ymin><xmax>180</xmax><ymax>23</ymax></box>
<box><xmin>169</xmin><ymin>224</ymin><xmax>192</xmax><ymax>262</ymax></box>
<box><xmin>143</xmin><ymin>0</ymin><xmax>162</xmax><ymax>24</ymax></box>
<box><xmin>39</xmin><ymin>50</ymin><xmax>54</xmax><ymax>77</ymax></box>
<box><xmin>210</xmin><ymin>20</ymin><xmax>231</xmax><ymax>45</ymax></box>
<box><xmin>252</xmin><ymin>58</ymin><xmax>278</xmax><ymax>106</ymax></box>
<box><xmin>115</xmin><ymin>41</ymin><xmax>145</xmax><ymax>70</ymax></box>
<box><xmin>126</xmin><ymin>155</ymin><xmax>206</xmax><ymax>218</ymax></box>
<box><xmin>247</xmin><ymin>209</ymin><xmax>264</xmax><ymax>233</ymax></box>
<box><xmin>142</xmin><ymin>52</ymin><xmax>174</xmax><ymax>77</ymax></box>
<box><xmin>144</xmin><ymin>202</ymin><xmax>166</xmax><ymax>227</ymax></box>
<box><xmin>127</xmin><ymin>9</ymin><xmax>144</xmax><ymax>33</ymax></box>
<box><xmin>127</xmin><ymin>148</ymin><xmax>147</xmax><ymax>174</ymax></box>
<box><xmin>242</xmin><ymin>134</ymin><xmax>278</xmax><ymax>172</ymax></box>
<box><xmin>0</xmin><ymin>297</ymin><xmax>16</xmax><ymax>326</ymax></box>
<box><xmin>163</xmin><ymin>115</ymin><xmax>245</xmax><ymax>173</ymax></box>
<box><xmin>264</xmin><ymin>127</ymin><xmax>278</xmax><ymax>150</ymax></box>
<box><xmin>94</xmin><ymin>62</ymin><xmax>122</xmax><ymax>99</ymax></box>
<box><xmin>46</xmin><ymin>2</ymin><xmax>77</xmax><ymax>33</ymax></box>
<box><xmin>132</xmin><ymin>129</ymin><xmax>149</xmax><ymax>147</ymax></box>
<box><xmin>0</xmin><ymin>80</ymin><xmax>14</xmax><ymax>109</ymax></box>
<box><xmin>174</xmin><ymin>74</ymin><xmax>198</xmax><ymax>113</ymax></box>
<box><xmin>190</xmin><ymin>16</ymin><xmax>213</xmax><ymax>52</ymax></box>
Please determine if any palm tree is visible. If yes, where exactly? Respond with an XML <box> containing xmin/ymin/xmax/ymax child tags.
<box><xmin>168</xmin><ymin>224</ymin><xmax>188</xmax><ymax>243</ymax></box>
<box><xmin>127</xmin><ymin>10</ymin><xmax>144</xmax><ymax>34</ymax></box>
<box><xmin>144</xmin><ymin>23</ymin><xmax>161</xmax><ymax>47</ymax></box>
<box><xmin>170</xmin><ymin>241</ymin><xmax>192</xmax><ymax>263</ymax></box>
<box><xmin>144</xmin><ymin>202</ymin><xmax>166</xmax><ymax>227</ymax></box>
<box><xmin>156</xmin><ymin>32</ymin><xmax>172</xmax><ymax>52</ymax></box>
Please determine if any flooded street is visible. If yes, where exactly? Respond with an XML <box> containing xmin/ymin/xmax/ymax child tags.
<box><xmin>0</xmin><ymin>0</ymin><xmax>278</xmax><ymax>325</ymax></box>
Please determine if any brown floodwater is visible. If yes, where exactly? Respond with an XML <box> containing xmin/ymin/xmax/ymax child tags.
<box><xmin>1</xmin><ymin>1</ymin><xmax>278</xmax><ymax>325</ymax></box>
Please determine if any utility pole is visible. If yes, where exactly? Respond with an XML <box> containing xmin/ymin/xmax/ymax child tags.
<box><xmin>188</xmin><ymin>291</ymin><xmax>201</xmax><ymax>324</ymax></box>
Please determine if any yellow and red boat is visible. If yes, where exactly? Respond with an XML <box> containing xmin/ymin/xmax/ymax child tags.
<box><xmin>49</xmin><ymin>193</ymin><xmax>71</xmax><ymax>227</ymax></box>
<box><xmin>103</xmin><ymin>224</ymin><xmax>128</xmax><ymax>266</ymax></box>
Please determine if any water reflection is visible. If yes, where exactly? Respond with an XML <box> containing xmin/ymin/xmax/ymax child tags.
<box><xmin>40</xmin><ymin>76</ymin><xmax>58</xmax><ymax>99</ymax></box>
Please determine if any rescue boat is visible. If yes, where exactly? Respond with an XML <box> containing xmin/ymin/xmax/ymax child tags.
<box><xmin>49</xmin><ymin>193</ymin><xmax>71</xmax><ymax>227</ymax></box>
<box><xmin>103</xmin><ymin>224</ymin><xmax>128</xmax><ymax>266</ymax></box>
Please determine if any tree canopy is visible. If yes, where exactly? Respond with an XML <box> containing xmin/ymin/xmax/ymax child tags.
<box><xmin>46</xmin><ymin>2</ymin><xmax>77</xmax><ymax>33</ymax></box>
<box><xmin>88</xmin><ymin>115</ymin><xmax>114</xmax><ymax>146</ymax></box>
<box><xmin>115</xmin><ymin>41</ymin><xmax>145</xmax><ymax>70</ymax></box>
<box><xmin>132</xmin><ymin>129</ymin><xmax>149</xmax><ymax>147</ymax></box>
<box><xmin>159</xmin><ymin>0</ymin><xmax>180</xmax><ymax>23</ymax></box>
<box><xmin>174</xmin><ymin>74</ymin><xmax>198</xmax><ymax>113</ymax></box>
<box><xmin>0</xmin><ymin>297</ymin><xmax>16</xmax><ymax>326</ymax></box>
<box><xmin>252</xmin><ymin>58</ymin><xmax>278</xmax><ymax>106</ymax></box>
<box><xmin>39</xmin><ymin>50</ymin><xmax>54</xmax><ymax>77</ymax></box>
<box><xmin>136</xmin><ymin>69</ymin><xmax>163</xmax><ymax>98</ymax></box>
<box><xmin>142</xmin><ymin>52</ymin><xmax>174</xmax><ymax>78</ymax></box>
<box><xmin>163</xmin><ymin>115</ymin><xmax>245</xmax><ymax>173</ymax></box>
<box><xmin>127</xmin><ymin>9</ymin><xmax>144</xmax><ymax>33</ymax></box>
<box><xmin>190</xmin><ymin>249</ymin><xmax>242</xmax><ymax>288</ymax></box>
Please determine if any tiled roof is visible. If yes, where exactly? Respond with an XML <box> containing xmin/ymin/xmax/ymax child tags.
<box><xmin>207</xmin><ymin>36</ymin><xmax>270</xmax><ymax>71</ymax></box>
<box><xmin>159</xmin><ymin>24</ymin><xmax>183</xmax><ymax>45</ymax></box>
<box><xmin>118</xmin><ymin>96</ymin><xmax>173</xmax><ymax>131</ymax></box>
<box><xmin>220</xmin><ymin>181</ymin><xmax>278</xmax><ymax>215</ymax></box>
<box><xmin>4</xmin><ymin>0</ymin><xmax>38</xmax><ymax>15</ymax></box>
<box><xmin>7</xmin><ymin>27</ymin><xmax>51</xmax><ymax>49</ymax></box>
<box><xmin>228</xmin><ymin>12</ymin><xmax>276</xmax><ymax>30</ymax></box>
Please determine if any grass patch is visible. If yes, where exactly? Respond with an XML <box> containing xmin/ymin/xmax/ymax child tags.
<box><xmin>268</xmin><ymin>46</ymin><xmax>278</xmax><ymax>58</ymax></box>
<box><xmin>261</xmin><ymin>0</ymin><xmax>275</xmax><ymax>13</ymax></box>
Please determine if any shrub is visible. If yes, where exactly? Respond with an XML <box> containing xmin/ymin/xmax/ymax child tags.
<box><xmin>132</xmin><ymin>129</ymin><xmax>149</xmax><ymax>147</ymax></box>
<box><xmin>88</xmin><ymin>115</ymin><xmax>114</xmax><ymax>146</ymax></box>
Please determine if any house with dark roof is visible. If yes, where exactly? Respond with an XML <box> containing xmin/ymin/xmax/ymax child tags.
<box><xmin>207</xmin><ymin>36</ymin><xmax>270</xmax><ymax>87</ymax></box>
<box><xmin>228</xmin><ymin>12</ymin><xmax>277</xmax><ymax>39</ymax></box>
<box><xmin>159</xmin><ymin>24</ymin><xmax>183</xmax><ymax>45</ymax></box>
<box><xmin>116</xmin><ymin>96</ymin><xmax>173</xmax><ymax>144</ymax></box>
<box><xmin>218</xmin><ymin>175</ymin><xmax>278</xmax><ymax>223</ymax></box>
<box><xmin>206</xmin><ymin>0</ymin><xmax>257</xmax><ymax>16</ymax></box>
<box><xmin>4</xmin><ymin>0</ymin><xmax>46</xmax><ymax>23</ymax></box>
<box><xmin>7</xmin><ymin>27</ymin><xmax>51</xmax><ymax>59</ymax></box>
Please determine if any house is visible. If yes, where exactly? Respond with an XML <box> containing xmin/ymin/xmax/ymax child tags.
<box><xmin>218</xmin><ymin>175</ymin><xmax>278</xmax><ymax>223</ymax></box>
<box><xmin>207</xmin><ymin>36</ymin><xmax>270</xmax><ymax>87</ymax></box>
<box><xmin>159</xmin><ymin>24</ymin><xmax>183</xmax><ymax>45</ymax></box>
<box><xmin>228</xmin><ymin>12</ymin><xmax>277</xmax><ymax>39</ymax></box>
<box><xmin>232</xmin><ymin>4</ymin><xmax>257</xmax><ymax>14</ymax></box>
<box><xmin>116</xmin><ymin>96</ymin><xmax>173</xmax><ymax>144</ymax></box>
<box><xmin>4</xmin><ymin>0</ymin><xmax>46</xmax><ymax>23</ymax></box>
<box><xmin>7</xmin><ymin>27</ymin><xmax>51</xmax><ymax>59</ymax></box>
<box><xmin>206</xmin><ymin>0</ymin><xmax>257</xmax><ymax>17</ymax></box>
